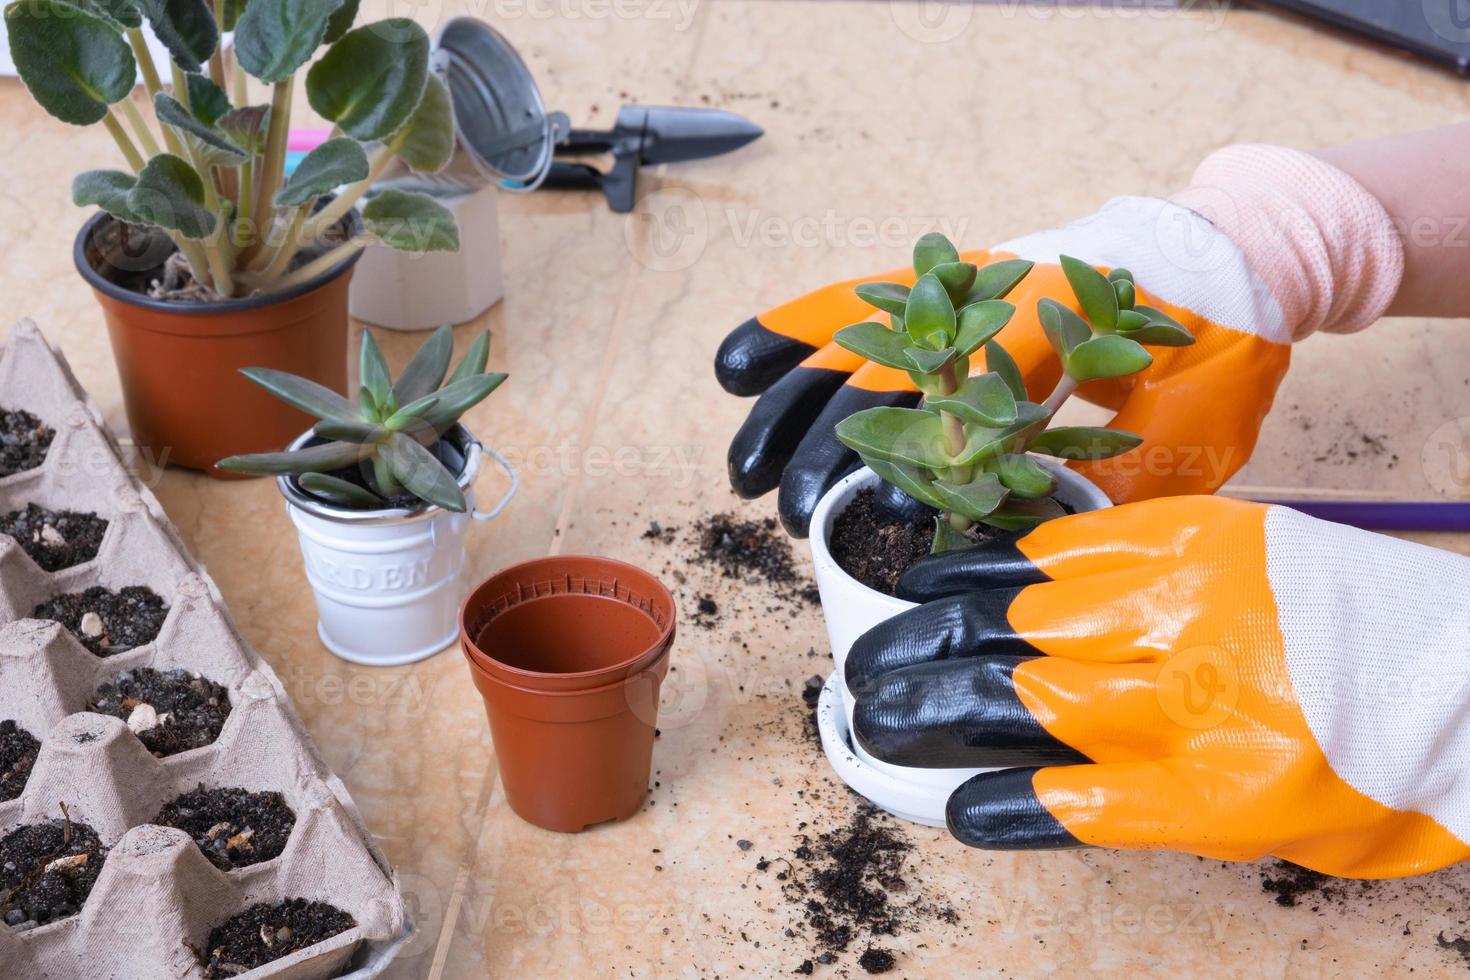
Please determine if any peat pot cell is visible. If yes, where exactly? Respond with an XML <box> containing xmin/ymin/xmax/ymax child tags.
<box><xmin>0</xmin><ymin>721</ymin><xmax>39</xmax><ymax>803</ymax></box>
<box><xmin>0</xmin><ymin>409</ymin><xmax>54</xmax><ymax>479</ymax></box>
<box><xmin>88</xmin><ymin>668</ymin><xmax>232</xmax><ymax>758</ymax></box>
<box><xmin>0</xmin><ymin>815</ymin><xmax>108</xmax><ymax>930</ymax></box>
<box><xmin>1</xmin><ymin>504</ymin><xmax>108</xmax><ymax>572</ymax></box>
<box><xmin>153</xmin><ymin>786</ymin><xmax>295</xmax><ymax>871</ymax></box>
<box><xmin>33</xmin><ymin>585</ymin><xmax>168</xmax><ymax>657</ymax></box>
<box><xmin>198</xmin><ymin>899</ymin><xmax>356</xmax><ymax>978</ymax></box>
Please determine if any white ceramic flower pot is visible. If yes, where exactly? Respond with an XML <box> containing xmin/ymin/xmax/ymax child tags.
<box><xmin>278</xmin><ymin>426</ymin><xmax>518</xmax><ymax>666</ymax></box>
<box><xmin>808</xmin><ymin>460</ymin><xmax>1111</xmax><ymax>826</ymax></box>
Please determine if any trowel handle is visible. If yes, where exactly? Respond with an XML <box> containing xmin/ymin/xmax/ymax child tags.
<box><xmin>472</xmin><ymin>446</ymin><xmax>519</xmax><ymax>522</ymax></box>
<box><xmin>542</xmin><ymin>162</ymin><xmax>605</xmax><ymax>191</ymax></box>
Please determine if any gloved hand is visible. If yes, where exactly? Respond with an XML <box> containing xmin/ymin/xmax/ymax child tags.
<box><xmin>846</xmin><ymin>495</ymin><xmax>1470</xmax><ymax>878</ymax></box>
<box><xmin>716</xmin><ymin>146</ymin><xmax>1404</xmax><ymax>537</ymax></box>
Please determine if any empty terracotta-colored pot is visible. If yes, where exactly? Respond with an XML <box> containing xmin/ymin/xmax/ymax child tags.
<box><xmin>74</xmin><ymin>212</ymin><xmax>361</xmax><ymax>474</ymax></box>
<box><xmin>460</xmin><ymin>556</ymin><xmax>676</xmax><ymax>833</ymax></box>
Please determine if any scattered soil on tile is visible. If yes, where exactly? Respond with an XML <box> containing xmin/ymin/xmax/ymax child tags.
<box><xmin>1</xmin><ymin>503</ymin><xmax>108</xmax><ymax>572</ymax></box>
<box><xmin>1257</xmin><ymin>860</ymin><xmax>1380</xmax><ymax>909</ymax></box>
<box><xmin>198</xmin><ymin>898</ymin><xmax>356</xmax><ymax>978</ymax></box>
<box><xmin>800</xmin><ymin>674</ymin><xmax>823</xmax><ymax>749</ymax></box>
<box><xmin>0</xmin><ymin>408</ymin><xmax>53</xmax><ymax>478</ymax></box>
<box><xmin>89</xmin><ymin>667</ymin><xmax>231</xmax><ymax>757</ymax></box>
<box><xmin>1438</xmin><ymin>932</ymin><xmax>1470</xmax><ymax>966</ymax></box>
<box><xmin>33</xmin><ymin>585</ymin><xmax>168</xmax><ymax>656</ymax></box>
<box><xmin>858</xmin><ymin>946</ymin><xmax>896</xmax><ymax>973</ymax></box>
<box><xmin>687</xmin><ymin>514</ymin><xmax>820</xmax><ymax>607</ymax></box>
<box><xmin>0</xmin><ymin>721</ymin><xmax>40</xmax><ymax>802</ymax></box>
<box><xmin>153</xmin><ymin>786</ymin><xmax>295</xmax><ymax>871</ymax></box>
<box><xmin>692</xmin><ymin>593</ymin><xmax>721</xmax><ymax>629</ymax></box>
<box><xmin>0</xmin><ymin>811</ymin><xmax>107</xmax><ymax>929</ymax></box>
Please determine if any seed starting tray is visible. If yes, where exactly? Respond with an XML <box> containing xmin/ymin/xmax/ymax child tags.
<box><xmin>0</xmin><ymin>320</ymin><xmax>411</xmax><ymax>978</ymax></box>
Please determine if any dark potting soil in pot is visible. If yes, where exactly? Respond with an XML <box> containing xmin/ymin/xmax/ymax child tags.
<box><xmin>0</xmin><ymin>721</ymin><xmax>40</xmax><ymax>802</ymax></box>
<box><xmin>1</xmin><ymin>503</ymin><xmax>109</xmax><ymax>572</ymax></box>
<box><xmin>198</xmin><ymin>898</ymin><xmax>356</xmax><ymax>977</ymax></box>
<box><xmin>0</xmin><ymin>408</ymin><xmax>53</xmax><ymax>478</ymax></box>
<box><xmin>88</xmin><ymin>667</ymin><xmax>232</xmax><ymax>757</ymax></box>
<box><xmin>0</xmin><ymin>814</ymin><xmax>108</xmax><ymax>929</ymax></box>
<box><xmin>32</xmin><ymin>585</ymin><xmax>168</xmax><ymax>656</ymax></box>
<box><xmin>153</xmin><ymin>786</ymin><xmax>296</xmax><ymax>871</ymax></box>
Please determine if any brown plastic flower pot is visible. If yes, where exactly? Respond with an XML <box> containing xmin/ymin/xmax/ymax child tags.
<box><xmin>73</xmin><ymin>212</ymin><xmax>362</xmax><ymax>474</ymax></box>
<box><xmin>459</xmin><ymin>556</ymin><xmax>677</xmax><ymax>833</ymax></box>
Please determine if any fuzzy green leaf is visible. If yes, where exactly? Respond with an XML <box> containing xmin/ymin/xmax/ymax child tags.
<box><xmin>390</xmin><ymin>323</ymin><xmax>454</xmax><ymax>403</ymax></box>
<box><xmin>1038</xmin><ymin>299</ymin><xmax>1091</xmax><ymax>358</ymax></box>
<box><xmin>363</xmin><ymin>189</ymin><xmax>460</xmax><ymax>252</ymax></box>
<box><xmin>447</xmin><ymin>331</ymin><xmax>491</xmax><ymax>386</ymax></box>
<box><xmin>239</xmin><ymin>366</ymin><xmax>356</xmax><ymax>421</ymax></box>
<box><xmin>126</xmin><ymin>153</ymin><xmax>215</xmax><ymax>238</ymax></box>
<box><xmin>383</xmin><ymin>431</ymin><xmax>466</xmax><ymax>511</ymax></box>
<box><xmin>1060</xmin><ymin>254</ymin><xmax>1118</xmax><ymax>332</ymax></box>
<box><xmin>313</xmin><ymin>418</ymin><xmax>385</xmax><ymax>444</ymax></box>
<box><xmin>1065</xmin><ymin>334</ymin><xmax>1152</xmax><ymax>382</ymax></box>
<box><xmin>66</xmin><ymin>0</ymin><xmax>141</xmax><ymax>29</ymax></box>
<box><xmin>73</xmin><ymin>169</ymin><xmax>140</xmax><ymax>222</ymax></box>
<box><xmin>419</xmin><ymin>373</ymin><xmax>506</xmax><ymax>432</ymax></box>
<box><xmin>834</xmin><ymin>321</ymin><xmax>912</xmax><ymax>371</ymax></box>
<box><xmin>962</xmin><ymin>259</ymin><xmax>1034</xmax><ymax>304</ymax></box>
<box><xmin>299</xmin><ymin>471</ymin><xmax>382</xmax><ymax>508</ymax></box>
<box><xmin>984</xmin><ymin>496</ymin><xmax>1066</xmax><ymax>531</ymax></box>
<box><xmin>903</xmin><ymin>345</ymin><xmax>956</xmax><ymax>376</ymax></box>
<box><xmin>5</xmin><ymin>1</ymin><xmax>136</xmax><ymax>125</ymax></box>
<box><xmin>926</xmin><ymin>373</ymin><xmax>1017</xmax><ymax>427</ymax></box>
<box><xmin>323</xmin><ymin>0</ymin><xmax>358</xmax><ymax>41</ymax></box>
<box><xmin>835</xmin><ymin>406</ymin><xmax>953</xmax><ymax>470</ymax></box>
<box><xmin>983</xmin><ymin>340</ymin><xmax>1027</xmax><ymax>401</ymax></box>
<box><xmin>306</xmin><ymin>18</ymin><xmax>429</xmax><ymax>140</ymax></box>
<box><xmin>952</xmin><ymin>300</ymin><xmax>1015</xmax><ymax>358</ymax></box>
<box><xmin>1030</xmin><ymin>426</ymin><xmax>1143</xmax><ymax>461</ymax></box>
<box><xmin>234</xmin><ymin>0</ymin><xmax>344</xmax><ymax>82</ymax></box>
<box><xmin>930</xmin><ymin>261</ymin><xmax>977</xmax><ymax>305</ymax></box>
<box><xmin>903</xmin><ymin>273</ymin><xmax>956</xmax><ymax>349</ymax></box>
<box><xmin>216</xmin><ymin>440</ymin><xmax>366</xmax><ymax>474</ymax></box>
<box><xmin>154</xmin><ymin>93</ymin><xmax>246</xmax><ymax>164</ymax></box>
<box><xmin>275</xmin><ymin>137</ymin><xmax>368</xmax><ymax>207</ymax></box>
<box><xmin>387</xmin><ymin>73</ymin><xmax>453</xmax><ymax>173</ymax></box>
<box><xmin>854</xmin><ymin>281</ymin><xmax>909</xmax><ymax>318</ymax></box>
<box><xmin>136</xmin><ymin>0</ymin><xmax>216</xmax><ymax>72</ymax></box>
<box><xmin>359</xmin><ymin>330</ymin><xmax>393</xmax><ymax>414</ymax></box>
<box><xmin>932</xmin><ymin>471</ymin><xmax>1008</xmax><ymax>523</ymax></box>
<box><xmin>217</xmin><ymin>105</ymin><xmax>270</xmax><ymax>154</ymax></box>
<box><xmin>913</xmin><ymin>232</ymin><xmax>959</xmax><ymax>278</ymax></box>
<box><xmin>993</xmin><ymin>453</ymin><xmax>1055</xmax><ymax>498</ymax></box>
<box><xmin>865</xmin><ymin>459</ymin><xmax>950</xmax><ymax>513</ymax></box>
<box><xmin>185</xmin><ymin>72</ymin><xmax>231</xmax><ymax>126</ymax></box>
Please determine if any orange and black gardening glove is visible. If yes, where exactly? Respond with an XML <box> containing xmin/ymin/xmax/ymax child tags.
<box><xmin>847</xmin><ymin>496</ymin><xmax>1470</xmax><ymax>878</ymax></box>
<box><xmin>716</xmin><ymin>146</ymin><xmax>1405</xmax><ymax>536</ymax></box>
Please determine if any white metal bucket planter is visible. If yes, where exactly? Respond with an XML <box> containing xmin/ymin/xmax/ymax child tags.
<box><xmin>277</xmin><ymin>426</ymin><xmax>518</xmax><ymax>666</ymax></box>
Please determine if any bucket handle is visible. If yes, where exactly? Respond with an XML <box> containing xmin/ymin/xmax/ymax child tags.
<box><xmin>472</xmin><ymin>445</ymin><xmax>519</xmax><ymax>522</ymax></box>
<box><xmin>497</xmin><ymin>112</ymin><xmax>568</xmax><ymax>194</ymax></box>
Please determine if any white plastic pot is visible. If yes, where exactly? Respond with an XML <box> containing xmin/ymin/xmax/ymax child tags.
<box><xmin>278</xmin><ymin>426</ymin><xmax>518</xmax><ymax>666</ymax></box>
<box><xmin>808</xmin><ymin>461</ymin><xmax>1111</xmax><ymax>826</ymax></box>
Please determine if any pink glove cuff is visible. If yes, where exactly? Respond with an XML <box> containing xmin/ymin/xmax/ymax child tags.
<box><xmin>1169</xmin><ymin>144</ymin><xmax>1403</xmax><ymax>341</ymax></box>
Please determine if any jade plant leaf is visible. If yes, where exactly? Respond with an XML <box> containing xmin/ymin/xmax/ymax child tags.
<box><xmin>834</xmin><ymin>321</ymin><xmax>911</xmax><ymax>371</ymax></box>
<box><xmin>358</xmin><ymin>384</ymin><xmax>381</xmax><ymax>422</ymax></box>
<box><xmin>1030</xmin><ymin>426</ymin><xmax>1143</xmax><ymax>460</ymax></box>
<box><xmin>384</xmin><ymin>395</ymin><xmax>437</xmax><ymax>431</ymax></box>
<box><xmin>362</xmin><ymin>189</ymin><xmax>460</xmax><ymax>252</ymax></box>
<box><xmin>66</xmin><ymin>0</ymin><xmax>142</xmax><ymax>29</ymax></box>
<box><xmin>238</xmin><ymin>367</ymin><xmax>357</xmax><ymax>421</ymax></box>
<box><xmin>1065</xmin><ymin>334</ymin><xmax>1152</xmax><ymax>382</ymax></box>
<box><xmin>447</xmin><ymin>331</ymin><xmax>491</xmax><ymax>386</ymax></box>
<box><xmin>383</xmin><ymin>431</ymin><xmax>466</xmax><ymax>512</ymax></box>
<box><xmin>136</xmin><ymin>0</ymin><xmax>217</xmax><ymax>72</ymax></box>
<box><xmin>1107</xmin><ymin>267</ymin><xmax>1133</xmax><ymax>284</ymax></box>
<box><xmin>931</xmin><ymin>471</ymin><xmax>1008</xmax><ymax>523</ymax></box>
<box><xmin>73</xmin><ymin>170</ymin><xmax>141</xmax><ymax>223</ymax></box>
<box><xmin>313</xmin><ymin>418</ymin><xmax>385</xmax><ymax>444</ymax></box>
<box><xmin>154</xmin><ymin>93</ymin><xmax>246</xmax><ymax>164</ymax></box>
<box><xmin>299</xmin><ymin>472</ymin><xmax>382</xmax><ymax>508</ymax></box>
<box><xmin>418</xmin><ymin>373</ymin><xmax>507</xmax><ymax>433</ymax></box>
<box><xmin>952</xmin><ymin>300</ymin><xmax>1015</xmax><ymax>358</ymax></box>
<box><xmin>983</xmin><ymin>340</ymin><xmax>1027</xmax><ymax>401</ymax></box>
<box><xmin>952</xmin><ymin>402</ymin><xmax>1049</xmax><ymax>466</ymax></box>
<box><xmin>836</xmin><ymin>407</ymin><xmax>953</xmax><ymax>469</ymax></box>
<box><xmin>387</xmin><ymin>74</ymin><xmax>454</xmax><ymax>174</ymax></box>
<box><xmin>985</xmin><ymin>496</ymin><xmax>1067</xmax><ymax>531</ymax></box>
<box><xmin>903</xmin><ymin>273</ymin><xmax>956</xmax><ymax>349</ymax></box>
<box><xmin>926</xmin><ymin>373</ymin><xmax>1017</xmax><ymax>427</ymax></box>
<box><xmin>865</xmin><ymin>459</ymin><xmax>949</xmax><ymax>513</ymax></box>
<box><xmin>1132</xmin><ymin>304</ymin><xmax>1195</xmax><ymax>346</ymax></box>
<box><xmin>392</xmin><ymin>323</ymin><xmax>454</xmax><ymax>403</ymax></box>
<box><xmin>1113</xmin><ymin>277</ymin><xmax>1137</xmax><ymax>310</ymax></box>
<box><xmin>323</xmin><ymin>0</ymin><xmax>358</xmax><ymax>42</ymax></box>
<box><xmin>217</xmin><ymin>105</ymin><xmax>271</xmax><ymax>154</ymax></box>
<box><xmin>930</xmin><ymin>261</ymin><xmax>977</xmax><ymax>304</ymax></box>
<box><xmin>306</xmin><ymin>18</ymin><xmax>429</xmax><ymax>140</ymax></box>
<box><xmin>903</xmin><ymin>345</ymin><xmax>956</xmax><ymax>375</ymax></box>
<box><xmin>4</xmin><ymin>1</ymin><xmax>136</xmax><ymax>125</ymax></box>
<box><xmin>1060</xmin><ymin>254</ymin><xmax>1118</xmax><ymax>331</ymax></box>
<box><xmin>1038</xmin><ymin>299</ymin><xmax>1091</xmax><ymax>358</ymax></box>
<box><xmin>993</xmin><ymin>453</ymin><xmax>1055</xmax><ymax>497</ymax></box>
<box><xmin>274</xmin><ymin>137</ymin><xmax>368</xmax><ymax>207</ymax></box>
<box><xmin>126</xmin><ymin>153</ymin><xmax>216</xmax><ymax>238</ymax></box>
<box><xmin>185</xmin><ymin>72</ymin><xmax>231</xmax><ymax>127</ymax></box>
<box><xmin>854</xmin><ymin>281</ymin><xmax>909</xmax><ymax>318</ymax></box>
<box><xmin>234</xmin><ymin>0</ymin><xmax>344</xmax><ymax>83</ymax></box>
<box><xmin>216</xmin><ymin>440</ymin><xmax>366</xmax><ymax>474</ymax></box>
<box><xmin>930</xmin><ymin>516</ymin><xmax>968</xmax><ymax>554</ymax></box>
<box><xmin>912</xmin><ymin>232</ymin><xmax>959</xmax><ymax>277</ymax></box>
<box><xmin>1115</xmin><ymin>309</ymin><xmax>1150</xmax><ymax>332</ymax></box>
<box><xmin>359</xmin><ymin>331</ymin><xmax>394</xmax><ymax>415</ymax></box>
<box><xmin>961</xmin><ymin>258</ymin><xmax>1034</xmax><ymax>305</ymax></box>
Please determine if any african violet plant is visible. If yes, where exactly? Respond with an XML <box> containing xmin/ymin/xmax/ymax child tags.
<box><xmin>217</xmin><ymin>324</ymin><xmax>505</xmax><ymax>512</ymax></box>
<box><xmin>5</xmin><ymin>0</ymin><xmax>458</xmax><ymax>299</ymax></box>
<box><xmin>833</xmin><ymin>233</ymin><xmax>1194</xmax><ymax>551</ymax></box>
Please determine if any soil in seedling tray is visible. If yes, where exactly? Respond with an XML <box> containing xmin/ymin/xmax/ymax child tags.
<box><xmin>32</xmin><ymin>585</ymin><xmax>168</xmax><ymax>656</ymax></box>
<box><xmin>88</xmin><ymin>667</ymin><xmax>231</xmax><ymax>757</ymax></box>
<box><xmin>0</xmin><ymin>408</ymin><xmax>54</xmax><ymax>478</ymax></box>
<box><xmin>0</xmin><ymin>813</ymin><xmax>108</xmax><ymax>929</ymax></box>
<box><xmin>0</xmin><ymin>720</ymin><xmax>40</xmax><ymax>802</ymax></box>
<box><xmin>154</xmin><ymin>786</ymin><xmax>295</xmax><ymax>871</ymax></box>
<box><xmin>1</xmin><ymin>503</ymin><xmax>108</xmax><ymax>572</ymax></box>
<box><xmin>198</xmin><ymin>898</ymin><xmax>356</xmax><ymax>977</ymax></box>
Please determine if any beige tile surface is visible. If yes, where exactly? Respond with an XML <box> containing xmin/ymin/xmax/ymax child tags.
<box><xmin>3</xmin><ymin>1</ymin><xmax>1470</xmax><ymax>977</ymax></box>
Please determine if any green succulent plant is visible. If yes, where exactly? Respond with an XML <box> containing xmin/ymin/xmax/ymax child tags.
<box><xmin>833</xmin><ymin>233</ymin><xmax>1194</xmax><ymax>552</ymax></box>
<box><xmin>5</xmin><ymin>0</ymin><xmax>460</xmax><ymax>300</ymax></box>
<box><xmin>216</xmin><ymin>324</ymin><xmax>506</xmax><ymax>512</ymax></box>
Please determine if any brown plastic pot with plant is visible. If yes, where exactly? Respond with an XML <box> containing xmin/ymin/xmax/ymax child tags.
<box><xmin>6</xmin><ymin>0</ymin><xmax>461</xmax><ymax>470</ymax></box>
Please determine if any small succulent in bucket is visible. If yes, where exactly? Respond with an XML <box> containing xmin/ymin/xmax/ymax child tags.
<box><xmin>216</xmin><ymin>325</ymin><xmax>505</xmax><ymax>512</ymax></box>
<box><xmin>5</xmin><ymin>0</ymin><xmax>460</xmax><ymax>300</ymax></box>
<box><xmin>833</xmin><ymin>234</ymin><xmax>1194</xmax><ymax>552</ymax></box>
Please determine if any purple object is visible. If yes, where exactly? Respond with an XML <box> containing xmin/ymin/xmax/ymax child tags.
<box><xmin>1252</xmin><ymin>499</ymin><xmax>1470</xmax><ymax>532</ymax></box>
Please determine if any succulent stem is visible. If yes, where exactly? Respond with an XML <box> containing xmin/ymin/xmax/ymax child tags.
<box><xmin>245</xmin><ymin>78</ymin><xmax>294</xmax><ymax>260</ymax></box>
<box><xmin>101</xmin><ymin>110</ymin><xmax>144</xmax><ymax>172</ymax></box>
<box><xmin>118</xmin><ymin>96</ymin><xmax>160</xmax><ymax>158</ymax></box>
<box><xmin>256</xmin><ymin>235</ymin><xmax>370</xmax><ymax>294</ymax></box>
<box><xmin>1042</xmin><ymin>374</ymin><xmax>1078</xmax><ymax>416</ymax></box>
<box><xmin>126</xmin><ymin>29</ymin><xmax>163</xmax><ymax>99</ymax></box>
